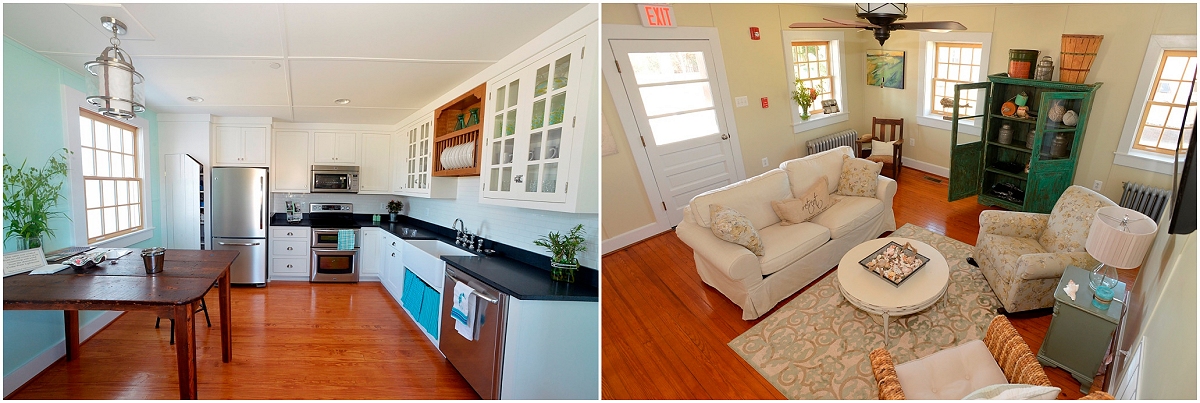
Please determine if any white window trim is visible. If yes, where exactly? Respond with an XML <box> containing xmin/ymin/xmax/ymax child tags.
<box><xmin>60</xmin><ymin>84</ymin><xmax>154</xmax><ymax>248</ymax></box>
<box><xmin>1113</xmin><ymin>35</ymin><xmax>1196</xmax><ymax>175</ymax></box>
<box><xmin>916</xmin><ymin>31</ymin><xmax>992</xmax><ymax>136</ymax></box>
<box><xmin>781</xmin><ymin>30</ymin><xmax>849</xmax><ymax>133</ymax></box>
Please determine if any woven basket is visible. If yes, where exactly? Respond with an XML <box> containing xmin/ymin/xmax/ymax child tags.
<box><xmin>1060</xmin><ymin>34</ymin><xmax>1103</xmax><ymax>84</ymax></box>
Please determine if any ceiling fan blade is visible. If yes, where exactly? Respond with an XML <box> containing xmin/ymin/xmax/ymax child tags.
<box><xmin>789</xmin><ymin>22</ymin><xmax>862</xmax><ymax>29</ymax></box>
<box><xmin>823</xmin><ymin>17</ymin><xmax>880</xmax><ymax>29</ymax></box>
<box><xmin>893</xmin><ymin>21</ymin><xmax>967</xmax><ymax>32</ymax></box>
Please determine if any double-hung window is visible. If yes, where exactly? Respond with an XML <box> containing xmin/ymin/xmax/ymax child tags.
<box><xmin>1114</xmin><ymin>35</ymin><xmax>1197</xmax><ymax>174</ymax></box>
<box><xmin>78</xmin><ymin>109</ymin><xmax>144</xmax><ymax>243</ymax></box>
<box><xmin>782</xmin><ymin>31</ymin><xmax>847</xmax><ymax>132</ymax></box>
<box><xmin>917</xmin><ymin>32</ymin><xmax>992</xmax><ymax>135</ymax></box>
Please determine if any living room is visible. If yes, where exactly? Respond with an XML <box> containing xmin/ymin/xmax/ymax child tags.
<box><xmin>599</xmin><ymin>2</ymin><xmax>1195</xmax><ymax>400</ymax></box>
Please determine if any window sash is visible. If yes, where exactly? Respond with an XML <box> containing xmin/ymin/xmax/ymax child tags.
<box><xmin>931</xmin><ymin>42</ymin><xmax>983</xmax><ymax>117</ymax></box>
<box><xmin>79</xmin><ymin>109</ymin><xmax>144</xmax><ymax>243</ymax></box>
<box><xmin>1133</xmin><ymin>50</ymin><xmax>1196</xmax><ymax>155</ymax></box>
<box><xmin>792</xmin><ymin>41</ymin><xmax>836</xmax><ymax>114</ymax></box>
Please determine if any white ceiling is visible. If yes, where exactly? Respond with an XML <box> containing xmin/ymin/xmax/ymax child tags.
<box><xmin>3</xmin><ymin>3</ymin><xmax>586</xmax><ymax>125</ymax></box>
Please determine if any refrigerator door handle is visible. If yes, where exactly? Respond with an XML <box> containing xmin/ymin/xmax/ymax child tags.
<box><xmin>259</xmin><ymin>176</ymin><xmax>265</xmax><ymax>230</ymax></box>
<box><xmin>218</xmin><ymin>241</ymin><xmax>261</xmax><ymax>246</ymax></box>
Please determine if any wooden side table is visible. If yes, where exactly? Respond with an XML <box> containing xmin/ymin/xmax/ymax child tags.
<box><xmin>1036</xmin><ymin>266</ymin><xmax>1126</xmax><ymax>394</ymax></box>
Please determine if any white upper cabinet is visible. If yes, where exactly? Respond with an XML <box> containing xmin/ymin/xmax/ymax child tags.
<box><xmin>359</xmin><ymin>132</ymin><xmax>393</xmax><ymax>194</ymax></box>
<box><xmin>272</xmin><ymin>130</ymin><xmax>311</xmax><ymax>193</ymax></box>
<box><xmin>394</xmin><ymin>113</ymin><xmax>456</xmax><ymax>198</ymax></box>
<box><xmin>214</xmin><ymin>125</ymin><xmax>270</xmax><ymax>166</ymax></box>
<box><xmin>313</xmin><ymin>131</ymin><xmax>359</xmax><ymax>165</ymax></box>
<box><xmin>479</xmin><ymin>26</ymin><xmax>597</xmax><ymax>213</ymax></box>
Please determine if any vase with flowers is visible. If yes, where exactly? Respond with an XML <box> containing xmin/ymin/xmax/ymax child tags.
<box><xmin>534</xmin><ymin>224</ymin><xmax>587</xmax><ymax>283</ymax></box>
<box><xmin>791</xmin><ymin>79</ymin><xmax>823</xmax><ymax>121</ymax></box>
<box><xmin>4</xmin><ymin>149</ymin><xmax>71</xmax><ymax>250</ymax></box>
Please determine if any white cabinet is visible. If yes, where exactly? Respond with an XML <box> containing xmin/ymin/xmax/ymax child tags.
<box><xmin>214</xmin><ymin>126</ymin><xmax>270</xmax><ymax>166</ymax></box>
<box><xmin>313</xmin><ymin>131</ymin><xmax>359</xmax><ymax>164</ymax></box>
<box><xmin>360</xmin><ymin>228</ymin><xmax>381</xmax><ymax>280</ymax></box>
<box><xmin>394</xmin><ymin>113</ymin><xmax>457</xmax><ymax>198</ymax></box>
<box><xmin>272</xmin><ymin>130</ymin><xmax>311</xmax><ymax>193</ymax></box>
<box><xmin>358</xmin><ymin>133</ymin><xmax>393</xmax><ymax>194</ymax></box>
<box><xmin>479</xmin><ymin>27</ymin><xmax>598</xmax><ymax>213</ymax></box>
<box><xmin>500</xmin><ymin>298</ymin><xmax>599</xmax><ymax>399</ymax></box>
<box><xmin>380</xmin><ymin>231</ymin><xmax>404</xmax><ymax>301</ymax></box>
<box><xmin>269</xmin><ymin>226</ymin><xmax>310</xmax><ymax>281</ymax></box>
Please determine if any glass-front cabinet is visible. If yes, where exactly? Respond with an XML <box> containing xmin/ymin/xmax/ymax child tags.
<box><xmin>480</xmin><ymin>25</ymin><xmax>598</xmax><ymax>213</ymax></box>
<box><xmin>948</xmin><ymin>73</ymin><xmax>1101</xmax><ymax>213</ymax></box>
<box><xmin>393</xmin><ymin>113</ymin><xmax>456</xmax><ymax>198</ymax></box>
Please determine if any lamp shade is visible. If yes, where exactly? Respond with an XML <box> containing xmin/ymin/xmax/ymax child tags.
<box><xmin>1085</xmin><ymin>206</ymin><xmax>1159</xmax><ymax>269</ymax></box>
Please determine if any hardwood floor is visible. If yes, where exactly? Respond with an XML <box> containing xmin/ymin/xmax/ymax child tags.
<box><xmin>8</xmin><ymin>282</ymin><xmax>478</xmax><ymax>400</ymax></box>
<box><xmin>601</xmin><ymin>167</ymin><xmax>1133</xmax><ymax>400</ymax></box>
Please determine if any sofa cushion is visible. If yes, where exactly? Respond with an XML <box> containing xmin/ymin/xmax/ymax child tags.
<box><xmin>709</xmin><ymin>205</ymin><xmax>764</xmax><ymax>256</ymax></box>
<box><xmin>756</xmin><ymin>222</ymin><xmax>830</xmax><ymax>276</ymax></box>
<box><xmin>690</xmin><ymin>169</ymin><xmax>791</xmax><ymax>229</ymax></box>
<box><xmin>771</xmin><ymin>176</ymin><xmax>834</xmax><ymax>225</ymax></box>
<box><xmin>976</xmin><ymin>233</ymin><xmax>1048</xmax><ymax>284</ymax></box>
<box><xmin>894</xmin><ymin>339</ymin><xmax>1010</xmax><ymax>400</ymax></box>
<box><xmin>780</xmin><ymin>146</ymin><xmax>853</xmax><ymax>197</ymax></box>
<box><xmin>836</xmin><ymin>155</ymin><xmax>883</xmax><ymax>197</ymax></box>
<box><xmin>810</xmin><ymin>196</ymin><xmax>883</xmax><ymax>239</ymax></box>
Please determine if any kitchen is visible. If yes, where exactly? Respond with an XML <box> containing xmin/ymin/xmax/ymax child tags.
<box><xmin>2</xmin><ymin>3</ymin><xmax>599</xmax><ymax>400</ymax></box>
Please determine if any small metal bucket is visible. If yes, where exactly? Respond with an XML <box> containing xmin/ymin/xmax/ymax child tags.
<box><xmin>141</xmin><ymin>247</ymin><xmax>166</xmax><ymax>274</ymax></box>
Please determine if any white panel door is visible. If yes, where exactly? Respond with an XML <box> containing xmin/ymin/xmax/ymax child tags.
<box><xmin>359</xmin><ymin>133</ymin><xmax>392</xmax><ymax>193</ymax></box>
<box><xmin>213</xmin><ymin>126</ymin><xmax>244</xmax><ymax>165</ymax></box>
<box><xmin>609</xmin><ymin>39</ymin><xmax>741</xmax><ymax>225</ymax></box>
<box><xmin>241</xmin><ymin>127</ymin><xmax>270</xmax><ymax>165</ymax></box>
<box><xmin>272</xmin><ymin>130</ymin><xmax>310</xmax><ymax>192</ymax></box>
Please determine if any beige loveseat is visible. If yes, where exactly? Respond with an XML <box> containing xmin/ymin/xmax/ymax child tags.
<box><xmin>676</xmin><ymin>146</ymin><xmax>897</xmax><ymax>319</ymax></box>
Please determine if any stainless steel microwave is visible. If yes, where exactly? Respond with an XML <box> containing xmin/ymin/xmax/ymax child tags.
<box><xmin>311</xmin><ymin>165</ymin><xmax>360</xmax><ymax>193</ymax></box>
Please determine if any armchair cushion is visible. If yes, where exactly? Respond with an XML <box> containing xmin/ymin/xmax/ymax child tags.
<box><xmin>709</xmin><ymin>205</ymin><xmax>764</xmax><ymax>256</ymax></box>
<box><xmin>962</xmin><ymin>383</ymin><xmax>1061</xmax><ymax>400</ymax></box>
<box><xmin>1039</xmin><ymin>186</ymin><xmax>1118</xmax><ymax>253</ymax></box>
<box><xmin>836</xmin><ymin>155</ymin><xmax>883</xmax><ymax>197</ymax></box>
<box><xmin>979</xmin><ymin>210</ymin><xmax>1050</xmax><ymax>240</ymax></box>
<box><xmin>892</xmin><ymin>339</ymin><xmax>1010</xmax><ymax>400</ymax></box>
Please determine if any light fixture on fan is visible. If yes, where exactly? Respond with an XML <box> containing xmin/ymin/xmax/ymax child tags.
<box><xmin>789</xmin><ymin>3</ymin><xmax>967</xmax><ymax>46</ymax></box>
<box><xmin>83</xmin><ymin>16</ymin><xmax>145</xmax><ymax>120</ymax></box>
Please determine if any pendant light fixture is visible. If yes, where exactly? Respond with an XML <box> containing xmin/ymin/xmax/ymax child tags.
<box><xmin>84</xmin><ymin>16</ymin><xmax>145</xmax><ymax>120</ymax></box>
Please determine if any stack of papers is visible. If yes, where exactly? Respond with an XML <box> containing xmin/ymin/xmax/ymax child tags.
<box><xmin>4</xmin><ymin>248</ymin><xmax>69</xmax><ymax>277</ymax></box>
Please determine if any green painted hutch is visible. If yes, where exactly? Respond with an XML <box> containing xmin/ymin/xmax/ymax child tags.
<box><xmin>947</xmin><ymin>73</ymin><xmax>1102</xmax><ymax>213</ymax></box>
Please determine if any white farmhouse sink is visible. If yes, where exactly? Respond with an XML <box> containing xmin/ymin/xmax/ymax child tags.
<box><xmin>406</xmin><ymin>240</ymin><xmax>475</xmax><ymax>259</ymax></box>
<box><xmin>401</xmin><ymin>240</ymin><xmax>474</xmax><ymax>295</ymax></box>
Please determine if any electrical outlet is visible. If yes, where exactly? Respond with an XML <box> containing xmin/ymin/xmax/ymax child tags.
<box><xmin>381</xmin><ymin>203</ymin><xmax>388</xmax><ymax>210</ymax></box>
<box><xmin>1093</xmin><ymin>180</ymin><xmax>1103</xmax><ymax>191</ymax></box>
<box><xmin>762</xmin><ymin>157</ymin><xmax>769</xmax><ymax>167</ymax></box>
<box><xmin>735</xmin><ymin>96</ymin><xmax>748</xmax><ymax>107</ymax></box>
<box><xmin>908</xmin><ymin>137</ymin><xmax>915</xmax><ymax>146</ymax></box>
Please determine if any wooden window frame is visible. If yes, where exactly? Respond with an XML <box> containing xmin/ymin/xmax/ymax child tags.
<box><xmin>791</xmin><ymin>41</ymin><xmax>836</xmax><ymax>116</ymax></box>
<box><xmin>79</xmin><ymin>108</ymin><xmax>144</xmax><ymax>243</ymax></box>
<box><xmin>1132</xmin><ymin>50</ymin><xmax>1196</xmax><ymax>155</ymax></box>
<box><xmin>930</xmin><ymin>42</ymin><xmax>983</xmax><ymax>118</ymax></box>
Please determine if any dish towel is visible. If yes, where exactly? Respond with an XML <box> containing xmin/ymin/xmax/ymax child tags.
<box><xmin>451</xmin><ymin>280</ymin><xmax>477</xmax><ymax>341</ymax></box>
<box><xmin>337</xmin><ymin>230</ymin><xmax>355</xmax><ymax>250</ymax></box>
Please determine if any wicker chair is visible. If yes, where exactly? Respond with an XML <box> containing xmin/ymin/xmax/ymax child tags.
<box><xmin>869</xmin><ymin>315</ymin><xmax>1114</xmax><ymax>400</ymax></box>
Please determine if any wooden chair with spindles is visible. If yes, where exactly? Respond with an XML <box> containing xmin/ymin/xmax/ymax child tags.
<box><xmin>856</xmin><ymin>117</ymin><xmax>904</xmax><ymax>181</ymax></box>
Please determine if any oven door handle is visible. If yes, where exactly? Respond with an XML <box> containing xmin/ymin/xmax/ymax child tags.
<box><xmin>311</xmin><ymin>248</ymin><xmax>359</xmax><ymax>253</ymax></box>
<box><xmin>218</xmin><ymin>242</ymin><xmax>261</xmax><ymax>246</ymax></box>
<box><xmin>445</xmin><ymin>272</ymin><xmax>500</xmax><ymax>304</ymax></box>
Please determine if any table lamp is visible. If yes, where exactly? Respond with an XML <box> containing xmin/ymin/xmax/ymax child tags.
<box><xmin>1084</xmin><ymin>206</ymin><xmax>1158</xmax><ymax>291</ymax></box>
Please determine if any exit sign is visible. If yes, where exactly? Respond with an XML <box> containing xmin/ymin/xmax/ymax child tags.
<box><xmin>639</xmin><ymin>4</ymin><xmax>675</xmax><ymax>28</ymax></box>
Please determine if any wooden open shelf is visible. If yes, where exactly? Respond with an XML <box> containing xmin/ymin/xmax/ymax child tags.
<box><xmin>432</xmin><ymin>83</ymin><xmax>486</xmax><ymax>177</ymax></box>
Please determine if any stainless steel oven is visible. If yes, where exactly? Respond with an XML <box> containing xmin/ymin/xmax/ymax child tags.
<box><xmin>311</xmin><ymin>165</ymin><xmax>360</xmax><ymax>193</ymax></box>
<box><xmin>311</xmin><ymin>228</ymin><xmax>361</xmax><ymax>282</ymax></box>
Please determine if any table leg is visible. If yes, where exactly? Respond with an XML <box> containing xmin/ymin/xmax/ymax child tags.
<box><xmin>174</xmin><ymin>302</ymin><xmax>198</xmax><ymax>400</ymax></box>
<box><xmin>883</xmin><ymin>312</ymin><xmax>890</xmax><ymax>346</ymax></box>
<box><xmin>219</xmin><ymin>271</ymin><xmax>232</xmax><ymax>363</ymax></box>
<box><xmin>64</xmin><ymin>310</ymin><xmax>80</xmax><ymax>361</ymax></box>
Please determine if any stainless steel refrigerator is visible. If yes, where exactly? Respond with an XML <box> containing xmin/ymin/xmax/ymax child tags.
<box><xmin>211</xmin><ymin>167</ymin><xmax>269</xmax><ymax>285</ymax></box>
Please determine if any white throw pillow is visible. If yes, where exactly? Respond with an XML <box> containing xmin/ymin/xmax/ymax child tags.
<box><xmin>962</xmin><ymin>384</ymin><xmax>1061</xmax><ymax>400</ymax></box>
<box><xmin>870</xmin><ymin>139</ymin><xmax>896</xmax><ymax>157</ymax></box>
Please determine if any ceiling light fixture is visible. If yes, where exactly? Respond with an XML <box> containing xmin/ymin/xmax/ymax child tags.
<box><xmin>83</xmin><ymin>16</ymin><xmax>145</xmax><ymax>120</ymax></box>
<box><xmin>269</xmin><ymin>62</ymin><xmax>281</xmax><ymax>69</ymax></box>
<box><xmin>334</xmin><ymin>99</ymin><xmax>351</xmax><ymax>105</ymax></box>
<box><xmin>187</xmin><ymin>96</ymin><xmax>204</xmax><ymax>103</ymax></box>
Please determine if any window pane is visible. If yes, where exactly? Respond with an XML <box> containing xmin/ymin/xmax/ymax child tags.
<box><xmin>81</xmin><ymin>148</ymin><xmax>95</xmax><ymax>176</ymax></box>
<box><xmin>94</xmin><ymin>122</ymin><xmax>108</xmax><ymax>149</ymax></box>
<box><xmin>1160</xmin><ymin>124</ymin><xmax>1181</xmax><ymax>148</ymax></box>
<box><xmin>87</xmin><ymin>209</ymin><xmax>103</xmax><ymax>238</ymax></box>
<box><xmin>125</xmin><ymin>155</ymin><xmax>135</xmax><ymax>177</ymax></box>
<box><xmin>972</xmin><ymin>48</ymin><xmax>982</xmax><ymax>65</ymax></box>
<box><xmin>1163</xmin><ymin>56</ymin><xmax>1189</xmax><ymax>80</ymax></box>
<box><xmin>1166</xmin><ymin>106</ymin><xmax>1187</xmax><ymax>129</ymax></box>
<box><xmin>948</xmin><ymin>65</ymin><xmax>960</xmax><ymax>81</ymax></box>
<box><xmin>628</xmin><ymin>51</ymin><xmax>708</xmax><ymax>85</ymax></box>
<box><xmin>937</xmin><ymin>64</ymin><xmax>948</xmax><ymax>79</ymax></box>
<box><xmin>1146</xmin><ymin>104</ymin><xmax>1171</xmax><ymax>126</ymax></box>
<box><xmin>552</xmin><ymin>54</ymin><xmax>571</xmax><ymax>91</ymax></box>
<box><xmin>1175</xmin><ymin>81</ymin><xmax>1197</xmax><ymax>105</ymax></box>
<box><xmin>1154</xmin><ymin>81</ymin><xmax>1180</xmax><ymax>103</ymax></box>
<box><xmin>116</xmin><ymin>181</ymin><xmax>129</xmax><ymax>205</ymax></box>
<box><xmin>639</xmin><ymin>82</ymin><xmax>714</xmax><ymax>116</ymax></box>
<box><xmin>971</xmin><ymin>66</ymin><xmax>981</xmax><ymax>81</ymax></box>
<box><xmin>937</xmin><ymin>47</ymin><xmax>949</xmax><ymax>63</ymax></box>
<box><xmin>131</xmin><ymin>204</ymin><xmax>141</xmax><ymax>227</ymax></box>
<box><xmin>109</xmin><ymin>126</ymin><xmax>123</xmax><ymax>153</ymax></box>
<box><xmin>80</xmin><ymin>117</ymin><xmax>93</xmax><ymax>147</ymax></box>
<box><xmin>949</xmin><ymin>47</ymin><xmax>960</xmax><ymax>63</ymax></box>
<box><xmin>95</xmin><ymin>150</ymin><xmax>110</xmax><ymax>177</ymax></box>
<box><xmin>110</xmin><ymin>152</ymin><xmax>123</xmax><ymax>178</ymax></box>
<box><xmin>818</xmin><ymin>62</ymin><xmax>828</xmax><ymax>77</ymax></box>
<box><xmin>117</xmin><ymin>205</ymin><xmax>130</xmax><ymax>231</ymax></box>
<box><xmin>1139</xmin><ymin>126</ymin><xmax>1163</xmax><ymax>147</ymax></box>
<box><xmin>103</xmin><ymin>207</ymin><xmax>117</xmax><ymax>234</ymax></box>
<box><xmin>648</xmin><ymin>109</ymin><xmax>720</xmax><ymax>145</ymax></box>
<box><xmin>102</xmin><ymin>180</ymin><xmax>116</xmax><ymax>206</ymax></box>
<box><xmin>124</xmin><ymin>130</ymin><xmax>134</xmax><ymax>153</ymax></box>
<box><xmin>85</xmin><ymin>180</ymin><xmax>101</xmax><ymax>209</ymax></box>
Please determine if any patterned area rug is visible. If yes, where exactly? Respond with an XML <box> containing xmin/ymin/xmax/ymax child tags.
<box><xmin>728</xmin><ymin>224</ymin><xmax>1002</xmax><ymax>399</ymax></box>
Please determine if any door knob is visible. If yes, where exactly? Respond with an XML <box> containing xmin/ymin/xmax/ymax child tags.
<box><xmin>721</xmin><ymin>133</ymin><xmax>730</xmax><ymax>140</ymax></box>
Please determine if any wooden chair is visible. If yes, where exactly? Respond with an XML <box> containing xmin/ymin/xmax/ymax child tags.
<box><xmin>155</xmin><ymin>286</ymin><xmax>213</xmax><ymax>345</ymax></box>
<box><xmin>856</xmin><ymin>117</ymin><xmax>904</xmax><ymax>181</ymax></box>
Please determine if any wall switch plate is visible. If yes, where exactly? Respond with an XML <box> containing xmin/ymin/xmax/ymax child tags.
<box><xmin>761</xmin><ymin>157</ymin><xmax>769</xmax><ymax>167</ymax></box>
<box><xmin>908</xmin><ymin>137</ymin><xmax>915</xmax><ymax>146</ymax></box>
<box><xmin>735</xmin><ymin>96</ymin><xmax>748</xmax><ymax>107</ymax></box>
<box><xmin>1093</xmin><ymin>180</ymin><xmax>1103</xmax><ymax>191</ymax></box>
<box><xmin>381</xmin><ymin>203</ymin><xmax>388</xmax><ymax>210</ymax></box>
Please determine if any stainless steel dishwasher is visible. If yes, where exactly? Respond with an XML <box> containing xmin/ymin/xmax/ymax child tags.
<box><xmin>440</xmin><ymin>266</ymin><xmax>509</xmax><ymax>399</ymax></box>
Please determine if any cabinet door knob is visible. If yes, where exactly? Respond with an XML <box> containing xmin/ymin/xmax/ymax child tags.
<box><xmin>286</xmin><ymin>264</ymin><xmax>293</xmax><ymax>268</ymax></box>
<box><xmin>287</xmin><ymin>232</ymin><xmax>293</xmax><ymax>236</ymax></box>
<box><xmin>287</xmin><ymin>247</ymin><xmax>293</xmax><ymax>251</ymax></box>
<box><xmin>391</xmin><ymin>253</ymin><xmax>396</xmax><ymax>257</ymax></box>
<box><xmin>391</xmin><ymin>242</ymin><xmax>396</xmax><ymax>246</ymax></box>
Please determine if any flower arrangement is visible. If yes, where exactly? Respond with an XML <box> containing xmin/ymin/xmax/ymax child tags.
<box><xmin>534</xmin><ymin>224</ymin><xmax>587</xmax><ymax>282</ymax></box>
<box><xmin>3</xmin><ymin>149</ymin><xmax>71</xmax><ymax>249</ymax></box>
<box><xmin>791</xmin><ymin>79</ymin><xmax>823</xmax><ymax>121</ymax></box>
<box><xmin>386</xmin><ymin>200</ymin><xmax>404</xmax><ymax>214</ymax></box>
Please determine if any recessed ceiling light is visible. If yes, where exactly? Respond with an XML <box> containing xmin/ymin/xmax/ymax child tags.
<box><xmin>269</xmin><ymin>62</ymin><xmax>281</xmax><ymax>69</ymax></box>
<box><xmin>187</xmin><ymin>96</ymin><xmax>204</xmax><ymax>103</ymax></box>
<box><xmin>334</xmin><ymin>99</ymin><xmax>351</xmax><ymax>105</ymax></box>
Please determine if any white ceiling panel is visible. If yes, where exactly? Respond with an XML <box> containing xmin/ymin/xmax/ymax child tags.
<box><xmin>134</xmin><ymin>58</ymin><xmax>290</xmax><ymax>107</ymax></box>
<box><xmin>289</xmin><ymin>60</ymin><xmax>487</xmax><ymax>108</ymax></box>
<box><xmin>3</xmin><ymin>4</ymin><xmax>118</xmax><ymax>55</ymax></box>
<box><xmin>119</xmin><ymin>4</ymin><xmax>285</xmax><ymax>57</ymax></box>
<box><xmin>152</xmin><ymin>105</ymin><xmax>296</xmax><ymax>121</ymax></box>
<box><xmin>290</xmin><ymin>107</ymin><xmax>415</xmax><ymax>125</ymax></box>
<box><xmin>282</xmin><ymin>3</ymin><xmax>585</xmax><ymax>60</ymax></box>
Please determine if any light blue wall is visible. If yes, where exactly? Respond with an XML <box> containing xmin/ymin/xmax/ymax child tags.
<box><xmin>3</xmin><ymin>37</ymin><xmax>162</xmax><ymax>377</ymax></box>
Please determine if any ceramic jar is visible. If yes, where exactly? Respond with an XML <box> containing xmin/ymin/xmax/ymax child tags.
<box><xmin>998</xmin><ymin>123</ymin><xmax>1014</xmax><ymax>144</ymax></box>
<box><xmin>1062</xmin><ymin>110</ymin><xmax>1079</xmax><ymax>126</ymax></box>
<box><xmin>1050</xmin><ymin>133</ymin><xmax>1071</xmax><ymax>158</ymax></box>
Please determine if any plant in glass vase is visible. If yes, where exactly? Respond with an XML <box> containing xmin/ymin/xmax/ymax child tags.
<box><xmin>791</xmin><ymin>79</ymin><xmax>823</xmax><ymax>121</ymax></box>
<box><xmin>533</xmin><ymin>224</ymin><xmax>587</xmax><ymax>283</ymax></box>
<box><xmin>3</xmin><ymin>149</ymin><xmax>71</xmax><ymax>250</ymax></box>
<box><xmin>386</xmin><ymin>200</ymin><xmax>404</xmax><ymax>222</ymax></box>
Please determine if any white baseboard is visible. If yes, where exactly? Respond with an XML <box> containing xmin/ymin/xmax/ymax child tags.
<box><xmin>601</xmin><ymin>222</ymin><xmax>669</xmax><ymax>255</ymax></box>
<box><xmin>903</xmin><ymin>157</ymin><xmax>949</xmax><ymax>178</ymax></box>
<box><xmin>3</xmin><ymin>311</ymin><xmax>124</xmax><ymax>397</ymax></box>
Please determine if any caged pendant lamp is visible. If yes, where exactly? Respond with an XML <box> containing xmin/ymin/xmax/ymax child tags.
<box><xmin>83</xmin><ymin>17</ymin><xmax>145</xmax><ymax>120</ymax></box>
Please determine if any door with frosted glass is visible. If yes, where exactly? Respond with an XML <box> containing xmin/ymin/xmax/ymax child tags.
<box><xmin>610</xmin><ymin>39</ymin><xmax>740</xmax><ymax>225</ymax></box>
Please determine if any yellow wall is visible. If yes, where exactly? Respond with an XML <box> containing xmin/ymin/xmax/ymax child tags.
<box><xmin>600</xmin><ymin>3</ymin><xmax>1196</xmax><ymax>241</ymax></box>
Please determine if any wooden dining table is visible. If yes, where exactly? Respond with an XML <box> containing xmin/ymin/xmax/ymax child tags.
<box><xmin>3</xmin><ymin>249</ymin><xmax>239</xmax><ymax>400</ymax></box>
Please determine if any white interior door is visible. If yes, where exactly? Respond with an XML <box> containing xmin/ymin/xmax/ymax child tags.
<box><xmin>609</xmin><ymin>39</ymin><xmax>742</xmax><ymax>225</ymax></box>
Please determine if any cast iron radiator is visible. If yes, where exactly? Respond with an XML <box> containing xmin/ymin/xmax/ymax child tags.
<box><xmin>805</xmin><ymin>129</ymin><xmax>859</xmax><ymax>155</ymax></box>
<box><xmin>1118</xmin><ymin>182</ymin><xmax>1171</xmax><ymax>223</ymax></box>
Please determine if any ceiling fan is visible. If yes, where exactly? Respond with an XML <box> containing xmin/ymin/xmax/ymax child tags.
<box><xmin>789</xmin><ymin>3</ymin><xmax>967</xmax><ymax>46</ymax></box>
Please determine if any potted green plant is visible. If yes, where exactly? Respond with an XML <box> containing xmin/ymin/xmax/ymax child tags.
<box><xmin>534</xmin><ymin>224</ymin><xmax>587</xmax><ymax>283</ymax></box>
<box><xmin>386</xmin><ymin>199</ymin><xmax>404</xmax><ymax>222</ymax></box>
<box><xmin>3</xmin><ymin>149</ymin><xmax>71</xmax><ymax>250</ymax></box>
<box><xmin>791</xmin><ymin>79</ymin><xmax>823</xmax><ymax>121</ymax></box>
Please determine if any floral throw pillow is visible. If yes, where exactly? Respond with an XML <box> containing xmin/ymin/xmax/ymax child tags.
<box><xmin>836</xmin><ymin>155</ymin><xmax>883</xmax><ymax>197</ymax></box>
<box><xmin>771</xmin><ymin>176</ymin><xmax>834</xmax><ymax>225</ymax></box>
<box><xmin>709</xmin><ymin>204</ymin><xmax>764</xmax><ymax>256</ymax></box>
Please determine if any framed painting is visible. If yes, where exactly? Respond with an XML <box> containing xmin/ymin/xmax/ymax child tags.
<box><xmin>866</xmin><ymin>50</ymin><xmax>905</xmax><ymax>89</ymax></box>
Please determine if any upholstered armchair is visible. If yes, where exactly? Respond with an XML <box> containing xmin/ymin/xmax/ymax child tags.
<box><xmin>869</xmin><ymin>315</ymin><xmax>1114</xmax><ymax>400</ymax></box>
<box><xmin>974</xmin><ymin>185</ymin><xmax>1117</xmax><ymax>313</ymax></box>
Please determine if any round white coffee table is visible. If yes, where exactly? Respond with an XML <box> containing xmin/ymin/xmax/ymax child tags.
<box><xmin>837</xmin><ymin>237</ymin><xmax>949</xmax><ymax>345</ymax></box>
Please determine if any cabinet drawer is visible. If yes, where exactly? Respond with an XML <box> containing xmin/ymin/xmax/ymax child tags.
<box><xmin>271</xmin><ymin>227</ymin><xmax>309</xmax><ymax>239</ymax></box>
<box><xmin>271</xmin><ymin>239</ymin><xmax>309</xmax><ymax>257</ymax></box>
<box><xmin>272</xmin><ymin>257</ymin><xmax>308</xmax><ymax>275</ymax></box>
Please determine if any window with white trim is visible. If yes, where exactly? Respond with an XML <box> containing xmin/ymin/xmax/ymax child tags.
<box><xmin>917</xmin><ymin>31</ymin><xmax>992</xmax><ymax>135</ymax></box>
<box><xmin>782</xmin><ymin>30</ymin><xmax>848</xmax><ymax>132</ymax></box>
<box><xmin>1114</xmin><ymin>35</ymin><xmax>1197</xmax><ymax>174</ymax></box>
<box><xmin>78</xmin><ymin>109</ymin><xmax>144</xmax><ymax>243</ymax></box>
